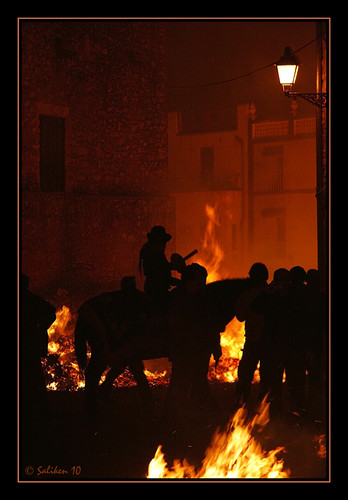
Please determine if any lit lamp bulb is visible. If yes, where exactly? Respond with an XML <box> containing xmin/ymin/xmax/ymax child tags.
<box><xmin>275</xmin><ymin>46</ymin><xmax>300</xmax><ymax>92</ymax></box>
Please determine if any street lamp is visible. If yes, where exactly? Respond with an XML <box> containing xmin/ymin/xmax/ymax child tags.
<box><xmin>276</xmin><ymin>46</ymin><xmax>299</xmax><ymax>91</ymax></box>
<box><xmin>275</xmin><ymin>46</ymin><xmax>327</xmax><ymax>108</ymax></box>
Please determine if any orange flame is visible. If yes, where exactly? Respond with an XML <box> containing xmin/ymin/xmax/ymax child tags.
<box><xmin>43</xmin><ymin>306</ymin><xmax>85</xmax><ymax>391</ymax></box>
<box><xmin>197</xmin><ymin>204</ymin><xmax>226</xmax><ymax>283</ymax></box>
<box><xmin>43</xmin><ymin>306</ymin><xmax>170</xmax><ymax>390</ymax></box>
<box><xmin>195</xmin><ymin>203</ymin><xmax>247</xmax><ymax>383</ymax></box>
<box><xmin>147</xmin><ymin>397</ymin><xmax>290</xmax><ymax>479</ymax></box>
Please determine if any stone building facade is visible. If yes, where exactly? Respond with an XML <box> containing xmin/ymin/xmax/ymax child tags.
<box><xmin>21</xmin><ymin>20</ymin><xmax>174</xmax><ymax>306</ymax></box>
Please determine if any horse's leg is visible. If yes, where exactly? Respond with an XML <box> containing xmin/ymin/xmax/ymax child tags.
<box><xmin>128</xmin><ymin>359</ymin><xmax>153</xmax><ymax>404</ymax></box>
<box><xmin>99</xmin><ymin>336</ymin><xmax>168</xmax><ymax>400</ymax></box>
<box><xmin>99</xmin><ymin>363</ymin><xmax>127</xmax><ymax>398</ymax></box>
<box><xmin>98</xmin><ymin>341</ymin><xmax>134</xmax><ymax>397</ymax></box>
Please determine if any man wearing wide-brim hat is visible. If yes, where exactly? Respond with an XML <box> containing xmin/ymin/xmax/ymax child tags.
<box><xmin>139</xmin><ymin>226</ymin><xmax>176</xmax><ymax>303</ymax></box>
<box><xmin>146</xmin><ymin>225</ymin><xmax>172</xmax><ymax>243</ymax></box>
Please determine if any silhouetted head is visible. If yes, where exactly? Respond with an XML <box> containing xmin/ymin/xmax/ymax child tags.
<box><xmin>271</xmin><ymin>268</ymin><xmax>291</xmax><ymax>294</ymax></box>
<box><xmin>182</xmin><ymin>263</ymin><xmax>208</xmax><ymax>292</ymax></box>
<box><xmin>147</xmin><ymin>226</ymin><xmax>172</xmax><ymax>244</ymax></box>
<box><xmin>290</xmin><ymin>266</ymin><xmax>306</xmax><ymax>285</ymax></box>
<box><xmin>273</xmin><ymin>268</ymin><xmax>290</xmax><ymax>285</ymax></box>
<box><xmin>248</xmin><ymin>262</ymin><xmax>269</xmax><ymax>284</ymax></box>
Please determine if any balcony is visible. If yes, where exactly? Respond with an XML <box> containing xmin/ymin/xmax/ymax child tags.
<box><xmin>252</xmin><ymin>117</ymin><xmax>315</xmax><ymax>139</ymax></box>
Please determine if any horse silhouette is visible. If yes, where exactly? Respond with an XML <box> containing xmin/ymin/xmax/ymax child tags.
<box><xmin>74</xmin><ymin>277</ymin><xmax>250</xmax><ymax>416</ymax></box>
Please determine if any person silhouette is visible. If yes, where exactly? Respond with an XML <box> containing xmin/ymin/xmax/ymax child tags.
<box><xmin>285</xmin><ymin>266</ymin><xmax>310</xmax><ymax>413</ymax></box>
<box><xmin>21</xmin><ymin>273</ymin><xmax>56</xmax><ymax>403</ymax></box>
<box><xmin>165</xmin><ymin>264</ymin><xmax>221</xmax><ymax>431</ymax></box>
<box><xmin>254</xmin><ymin>268</ymin><xmax>291</xmax><ymax>417</ymax></box>
<box><xmin>234</xmin><ymin>263</ymin><xmax>269</xmax><ymax>406</ymax></box>
<box><xmin>139</xmin><ymin>226</ymin><xmax>174</xmax><ymax>302</ymax></box>
<box><xmin>75</xmin><ymin>277</ymin><xmax>151</xmax><ymax>420</ymax></box>
<box><xmin>21</xmin><ymin>273</ymin><xmax>56</xmax><ymax>461</ymax></box>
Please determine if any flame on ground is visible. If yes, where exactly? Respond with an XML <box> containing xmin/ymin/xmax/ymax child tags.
<box><xmin>42</xmin><ymin>306</ymin><xmax>85</xmax><ymax>391</ymax></box>
<box><xmin>147</xmin><ymin>397</ymin><xmax>290</xmax><ymax>479</ymax></box>
<box><xmin>43</xmin><ymin>306</ymin><xmax>170</xmax><ymax>391</ymax></box>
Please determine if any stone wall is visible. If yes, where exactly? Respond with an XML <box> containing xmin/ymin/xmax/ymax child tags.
<box><xmin>20</xmin><ymin>20</ymin><xmax>174</xmax><ymax>306</ymax></box>
<box><xmin>21</xmin><ymin>192</ymin><xmax>175</xmax><ymax>305</ymax></box>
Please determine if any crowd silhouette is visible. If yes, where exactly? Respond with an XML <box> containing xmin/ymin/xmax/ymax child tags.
<box><xmin>234</xmin><ymin>263</ymin><xmax>326</xmax><ymax>422</ymax></box>
<box><xmin>21</xmin><ymin>225</ymin><xmax>327</xmax><ymax>436</ymax></box>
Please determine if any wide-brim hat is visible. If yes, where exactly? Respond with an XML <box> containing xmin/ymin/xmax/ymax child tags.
<box><xmin>147</xmin><ymin>225</ymin><xmax>172</xmax><ymax>242</ymax></box>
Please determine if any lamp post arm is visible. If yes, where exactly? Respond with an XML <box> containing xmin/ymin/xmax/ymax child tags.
<box><xmin>284</xmin><ymin>91</ymin><xmax>327</xmax><ymax>108</ymax></box>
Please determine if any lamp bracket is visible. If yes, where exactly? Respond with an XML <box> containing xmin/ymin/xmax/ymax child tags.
<box><xmin>284</xmin><ymin>91</ymin><xmax>327</xmax><ymax>108</ymax></box>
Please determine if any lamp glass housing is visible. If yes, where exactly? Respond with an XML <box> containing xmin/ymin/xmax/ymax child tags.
<box><xmin>275</xmin><ymin>47</ymin><xmax>300</xmax><ymax>92</ymax></box>
<box><xmin>277</xmin><ymin>64</ymin><xmax>299</xmax><ymax>89</ymax></box>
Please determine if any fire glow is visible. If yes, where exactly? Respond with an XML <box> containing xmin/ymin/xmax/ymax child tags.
<box><xmin>42</xmin><ymin>305</ymin><xmax>84</xmax><ymax>391</ymax></box>
<box><xmin>42</xmin><ymin>203</ymin><xmax>247</xmax><ymax>390</ymax></box>
<box><xmin>42</xmin><ymin>306</ymin><xmax>170</xmax><ymax>391</ymax></box>
<box><xmin>147</xmin><ymin>397</ymin><xmax>289</xmax><ymax>479</ymax></box>
<box><xmin>146</xmin><ymin>204</ymin><xmax>288</xmax><ymax>480</ymax></box>
<box><xmin>38</xmin><ymin>203</ymin><xmax>327</xmax><ymax>480</ymax></box>
<box><xmin>197</xmin><ymin>204</ymin><xmax>247</xmax><ymax>384</ymax></box>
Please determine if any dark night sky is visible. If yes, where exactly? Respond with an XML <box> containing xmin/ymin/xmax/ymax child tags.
<box><xmin>166</xmin><ymin>19</ymin><xmax>319</xmax><ymax>121</ymax></box>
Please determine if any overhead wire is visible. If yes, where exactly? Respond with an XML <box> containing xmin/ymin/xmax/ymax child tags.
<box><xmin>169</xmin><ymin>35</ymin><xmax>322</xmax><ymax>90</ymax></box>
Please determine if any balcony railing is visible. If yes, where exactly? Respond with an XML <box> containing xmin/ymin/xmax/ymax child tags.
<box><xmin>252</xmin><ymin>117</ymin><xmax>315</xmax><ymax>139</ymax></box>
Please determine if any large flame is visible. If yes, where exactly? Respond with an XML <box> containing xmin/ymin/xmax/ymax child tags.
<box><xmin>195</xmin><ymin>203</ymin><xmax>247</xmax><ymax>384</ymax></box>
<box><xmin>198</xmin><ymin>204</ymin><xmax>226</xmax><ymax>284</ymax></box>
<box><xmin>147</xmin><ymin>397</ymin><xmax>289</xmax><ymax>479</ymax></box>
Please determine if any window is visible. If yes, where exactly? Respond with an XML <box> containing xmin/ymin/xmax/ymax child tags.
<box><xmin>200</xmin><ymin>147</ymin><xmax>214</xmax><ymax>189</ymax></box>
<box><xmin>39</xmin><ymin>115</ymin><xmax>65</xmax><ymax>192</ymax></box>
